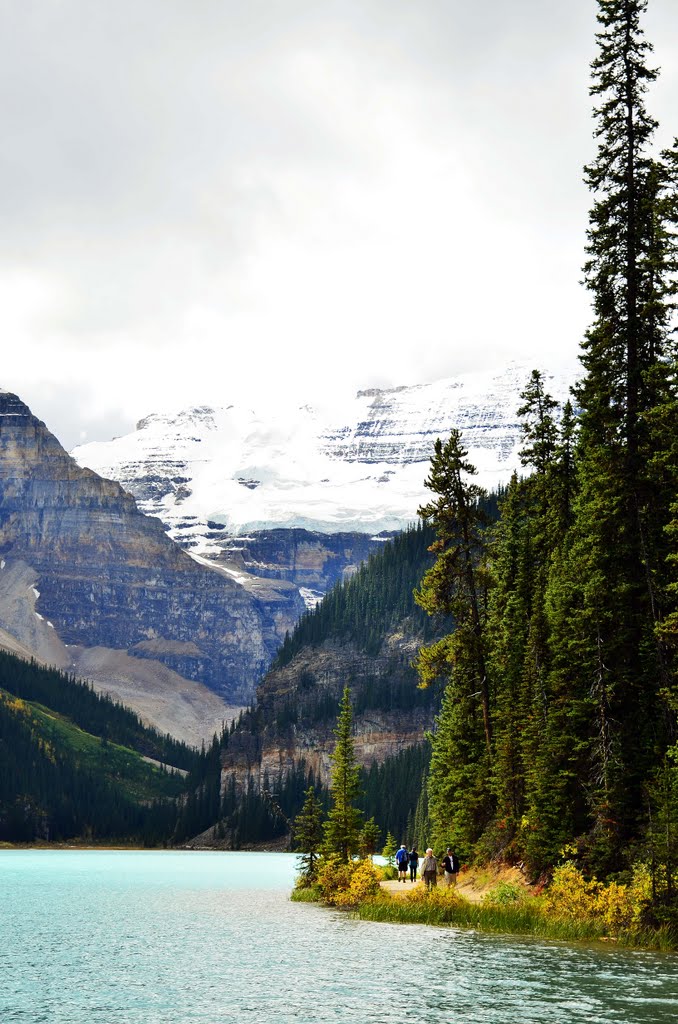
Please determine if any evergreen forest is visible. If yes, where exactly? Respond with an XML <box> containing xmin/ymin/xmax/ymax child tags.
<box><xmin>272</xmin><ymin>522</ymin><xmax>440</xmax><ymax>666</ymax></box>
<box><xmin>0</xmin><ymin>651</ymin><xmax>195</xmax><ymax>843</ymax></box>
<box><xmin>416</xmin><ymin>0</ymin><xmax>678</xmax><ymax>908</ymax></box>
<box><xmin>197</xmin><ymin>520</ymin><xmax>454</xmax><ymax>848</ymax></box>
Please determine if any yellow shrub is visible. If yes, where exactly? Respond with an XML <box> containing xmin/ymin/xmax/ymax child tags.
<box><xmin>315</xmin><ymin>856</ymin><xmax>352</xmax><ymax>902</ymax></box>
<box><xmin>402</xmin><ymin>884</ymin><xmax>465</xmax><ymax>910</ymax></box>
<box><xmin>629</xmin><ymin>863</ymin><xmax>654</xmax><ymax>924</ymax></box>
<box><xmin>593</xmin><ymin>881</ymin><xmax>633</xmax><ymax>930</ymax></box>
<box><xmin>315</xmin><ymin>857</ymin><xmax>382</xmax><ymax>907</ymax></box>
<box><xmin>545</xmin><ymin>862</ymin><xmax>642</xmax><ymax>933</ymax></box>
<box><xmin>544</xmin><ymin>862</ymin><xmax>600</xmax><ymax>919</ymax></box>
<box><xmin>333</xmin><ymin>860</ymin><xmax>382</xmax><ymax>908</ymax></box>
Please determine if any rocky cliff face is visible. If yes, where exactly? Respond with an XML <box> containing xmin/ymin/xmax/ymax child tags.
<box><xmin>222</xmin><ymin>630</ymin><xmax>439</xmax><ymax>792</ymax></box>
<box><xmin>0</xmin><ymin>390</ymin><xmax>306</xmax><ymax>739</ymax></box>
<box><xmin>213</xmin><ymin>529</ymin><xmax>394</xmax><ymax>610</ymax></box>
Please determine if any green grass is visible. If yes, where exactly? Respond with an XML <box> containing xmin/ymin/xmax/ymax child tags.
<box><xmin>290</xmin><ymin>885</ymin><xmax>322</xmax><ymax>903</ymax></box>
<box><xmin>5</xmin><ymin>692</ymin><xmax>186</xmax><ymax>802</ymax></box>
<box><xmin>355</xmin><ymin>895</ymin><xmax>678</xmax><ymax>951</ymax></box>
<box><xmin>287</xmin><ymin>875</ymin><xmax>678</xmax><ymax>951</ymax></box>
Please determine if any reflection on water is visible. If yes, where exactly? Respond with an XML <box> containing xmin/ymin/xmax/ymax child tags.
<box><xmin>1</xmin><ymin>851</ymin><xmax>676</xmax><ymax>1023</ymax></box>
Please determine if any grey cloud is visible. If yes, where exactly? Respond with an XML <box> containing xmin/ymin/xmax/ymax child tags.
<box><xmin>4</xmin><ymin>378</ymin><xmax>134</xmax><ymax>452</ymax></box>
<box><xmin>0</xmin><ymin>0</ymin><xmax>676</xmax><ymax>442</ymax></box>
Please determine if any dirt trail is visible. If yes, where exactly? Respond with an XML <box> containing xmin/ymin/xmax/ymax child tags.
<box><xmin>380</xmin><ymin>864</ymin><xmax>530</xmax><ymax>905</ymax></box>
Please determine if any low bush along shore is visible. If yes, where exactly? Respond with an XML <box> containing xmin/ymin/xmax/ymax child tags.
<box><xmin>291</xmin><ymin>858</ymin><xmax>678</xmax><ymax>953</ymax></box>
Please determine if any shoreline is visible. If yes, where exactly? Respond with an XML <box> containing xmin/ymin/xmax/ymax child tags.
<box><xmin>353</xmin><ymin>895</ymin><xmax>678</xmax><ymax>953</ymax></box>
<box><xmin>291</xmin><ymin>863</ymin><xmax>678</xmax><ymax>954</ymax></box>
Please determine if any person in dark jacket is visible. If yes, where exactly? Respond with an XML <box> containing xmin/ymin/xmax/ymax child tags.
<box><xmin>441</xmin><ymin>847</ymin><xmax>460</xmax><ymax>886</ymax></box>
<box><xmin>408</xmin><ymin>846</ymin><xmax>419</xmax><ymax>882</ymax></box>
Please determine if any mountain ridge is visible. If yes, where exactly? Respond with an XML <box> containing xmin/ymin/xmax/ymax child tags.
<box><xmin>72</xmin><ymin>361</ymin><xmax>577</xmax><ymax>549</ymax></box>
<box><xmin>0</xmin><ymin>390</ymin><xmax>302</xmax><ymax>741</ymax></box>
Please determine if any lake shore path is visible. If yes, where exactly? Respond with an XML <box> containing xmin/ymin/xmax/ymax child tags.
<box><xmin>380</xmin><ymin>864</ymin><xmax>529</xmax><ymax>905</ymax></box>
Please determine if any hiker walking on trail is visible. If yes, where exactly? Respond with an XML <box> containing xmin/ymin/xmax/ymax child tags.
<box><xmin>421</xmin><ymin>848</ymin><xmax>437</xmax><ymax>888</ymax></box>
<box><xmin>441</xmin><ymin>847</ymin><xmax>460</xmax><ymax>886</ymax></box>
<box><xmin>395</xmin><ymin>845</ymin><xmax>409</xmax><ymax>882</ymax></box>
<box><xmin>408</xmin><ymin>846</ymin><xmax>419</xmax><ymax>882</ymax></box>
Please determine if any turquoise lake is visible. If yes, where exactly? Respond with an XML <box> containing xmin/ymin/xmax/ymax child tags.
<box><xmin>1</xmin><ymin>850</ymin><xmax>677</xmax><ymax>1023</ymax></box>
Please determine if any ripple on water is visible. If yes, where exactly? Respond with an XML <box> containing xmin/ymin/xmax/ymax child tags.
<box><xmin>1</xmin><ymin>851</ymin><xmax>677</xmax><ymax>1024</ymax></box>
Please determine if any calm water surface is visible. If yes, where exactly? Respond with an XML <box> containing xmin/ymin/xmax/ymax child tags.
<box><xmin>1</xmin><ymin>850</ymin><xmax>677</xmax><ymax>1023</ymax></box>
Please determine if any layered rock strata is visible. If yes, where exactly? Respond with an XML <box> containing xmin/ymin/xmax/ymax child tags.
<box><xmin>0</xmin><ymin>390</ymin><xmax>302</xmax><ymax>739</ymax></box>
<box><xmin>221</xmin><ymin>631</ymin><xmax>438</xmax><ymax>793</ymax></box>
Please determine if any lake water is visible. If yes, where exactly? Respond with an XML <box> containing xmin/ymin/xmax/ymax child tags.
<box><xmin>1</xmin><ymin>850</ymin><xmax>677</xmax><ymax>1023</ymax></box>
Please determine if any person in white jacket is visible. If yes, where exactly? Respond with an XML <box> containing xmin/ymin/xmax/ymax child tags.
<box><xmin>421</xmin><ymin>848</ymin><xmax>437</xmax><ymax>888</ymax></box>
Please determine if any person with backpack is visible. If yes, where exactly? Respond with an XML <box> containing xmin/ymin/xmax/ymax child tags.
<box><xmin>441</xmin><ymin>847</ymin><xmax>460</xmax><ymax>886</ymax></box>
<box><xmin>408</xmin><ymin>846</ymin><xmax>419</xmax><ymax>882</ymax></box>
<box><xmin>395</xmin><ymin>845</ymin><xmax>409</xmax><ymax>882</ymax></box>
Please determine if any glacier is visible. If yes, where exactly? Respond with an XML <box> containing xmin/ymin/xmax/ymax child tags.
<box><xmin>72</xmin><ymin>361</ymin><xmax>577</xmax><ymax>554</ymax></box>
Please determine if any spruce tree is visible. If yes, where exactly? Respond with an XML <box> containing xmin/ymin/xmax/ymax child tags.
<box><xmin>293</xmin><ymin>786</ymin><xmax>325</xmax><ymax>884</ymax></box>
<box><xmin>323</xmin><ymin>686</ymin><xmax>363</xmax><ymax>860</ymax></box>
<box><xmin>552</xmin><ymin>400</ymin><xmax>577</xmax><ymax>535</ymax></box>
<box><xmin>415</xmin><ymin>430</ymin><xmax>492</xmax><ymax>752</ymax></box>
<box><xmin>652</xmin><ymin>139</ymin><xmax>678</xmax><ymax>685</ymax></box>
<box><xmin>545</xmin><ymin>0</ymin><xmax>678</xmax><ymax>873</ymax></box>
<box><xmin>382</xmin><ymin>831</ymin><xmax>397</xmax><ymax>868</ymax></box>
<box><xmin>415</xmin><ymin>431</ymin><xmax>494</xmax><ymax>853</ymax></box>
<box><xmin>517</xmin><ymin>370</ymin><xmax>559</xmax><ymax>481</ymax></box>
<box><xmin>358</xmin><ymin>817</ymin><xmax>382</xmax><ymax>859</ymax></box>
<box><xmin>485</xmin><ymin>474</ymin><xmax>532</xmax><ymax>855</ymax></box>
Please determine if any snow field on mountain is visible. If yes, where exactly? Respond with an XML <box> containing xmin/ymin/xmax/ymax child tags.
<box><xmin>73</xmin><ymin>362</ymin><xmax>577</xmax><ymax>547</ymax></box>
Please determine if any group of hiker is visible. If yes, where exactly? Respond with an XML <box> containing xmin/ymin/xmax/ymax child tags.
<box><xmin>394</xmin><ymin>845</ymin><xmax>460</xmax><ymax>888</ymax></box>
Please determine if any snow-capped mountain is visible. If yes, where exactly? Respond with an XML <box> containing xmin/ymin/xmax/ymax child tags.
<box><xmin>72</xmin><ymin>362</ymin><xmax>576</xmax><ymax>554</ymax></box>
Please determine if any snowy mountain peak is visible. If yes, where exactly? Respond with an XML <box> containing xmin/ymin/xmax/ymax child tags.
<box><xmin>72</xmin><ymin>362</ymin><xmax>577</xmax><ymax>552</ymax></box>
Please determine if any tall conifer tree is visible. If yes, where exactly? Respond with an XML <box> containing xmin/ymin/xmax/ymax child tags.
<box><xmin>323</xmin><ymin>686</ymin><xmax>363</xmax><ymax>860</ymax></box>
<box><xmin>415</xmin><ymin>431</ymin><xmax>494</xmax><ymax>853</ymax></box>
<box><xmin>293</xmin><ymin>786</ymin><xmax>325</xmax><ymax>883</ymax></box>
<box><xmin>546</xmin><ymin>0</ymin><xmax>678</xmax><ymax>872</ymax></box>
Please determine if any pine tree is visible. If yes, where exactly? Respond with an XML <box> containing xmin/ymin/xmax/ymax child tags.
<box><xmin>382</xmin><ymin>831</ymin><xmax>397</xmax><ymax>868</ymax></box>
<box><xmin>485</xmin><ymin>474</ymin><xmax>532</xmax><ymax>855</ymax></box>
<box><xmin>415</xmin><ymin>431</ymin><xmax>494</xmax><ymax>854</ymax></box>
<box><xmin>358</xmin><ymin>817</ymin><xmax>382</xmax><ymax>859</ymax></box>
<box><xmin>544</xmin><ymin>0</ymin><xmax>678</xmax><ymax>873</ymax></box>
<box><xmin>293</xmin><ymin>786</ymin><xmax>325</xmax><ymax>883</ymax></box>
<box><xmin>652</xmin><ymin>139</ymin><xmax>678</xmax><ymax>691</ymax></box>
<box><xmin>415</xmin><ymin>430</ymin><xmax>492</xmax><ymax>752</ymax></box>
<box><xmin>323</xmin><ymin>686</ymin><xmax>363</xmax><ymax>860</ymax></box>
<box><xmin>517</xmin><ymin>370</ymin><xmax>559</xmax><ymax>481</ymax></box>
<box><xmin>552</xmin><ymin>400</ymin><xmax>577</xmax><ymax>534</ymax></box>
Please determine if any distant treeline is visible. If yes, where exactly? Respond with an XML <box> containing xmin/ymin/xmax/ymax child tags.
<box><xmin>0</xmin><ymin>652</ymin><xmax>198</xmax><ymax>771</ymax></box>
<box><xmin>0</xmin><ymin>687</ymin><xmax>180</xmax><ymax>843</ymax></box>
<box><xmin>272</xmin><ymin>523</ymin><xmax>439</xmax><ymax>666</ymax></box>
<box><xmin>0</xmin><ymin>650</ymin><xmax>210</xmax><ymax>844</ymax></box>
<box><xmin>359</xmin><ymin>740</ymin><xmax>431</xmax><ymax>847</ymax></box>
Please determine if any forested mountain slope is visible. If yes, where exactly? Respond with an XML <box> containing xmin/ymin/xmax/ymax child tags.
<box><xmin>193</xmin><ymin>507</ymin><xmax>496</xmax><ymax>849</ymax></box>
<box><xmin>0</xmin><ymin>650</ymin><xmax>199</xmax><ymax>843</ymax></box>
<box><xmin>224</xmin><ymin>523</ymin><xmax>443</xmax><ymax>791</ymax></box>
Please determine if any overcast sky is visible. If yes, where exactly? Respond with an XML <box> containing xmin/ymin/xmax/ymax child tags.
<box><xmin>2</xmin><ymin>0</ymin><xmax>677</xmax><ymax>449</ymax></box>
